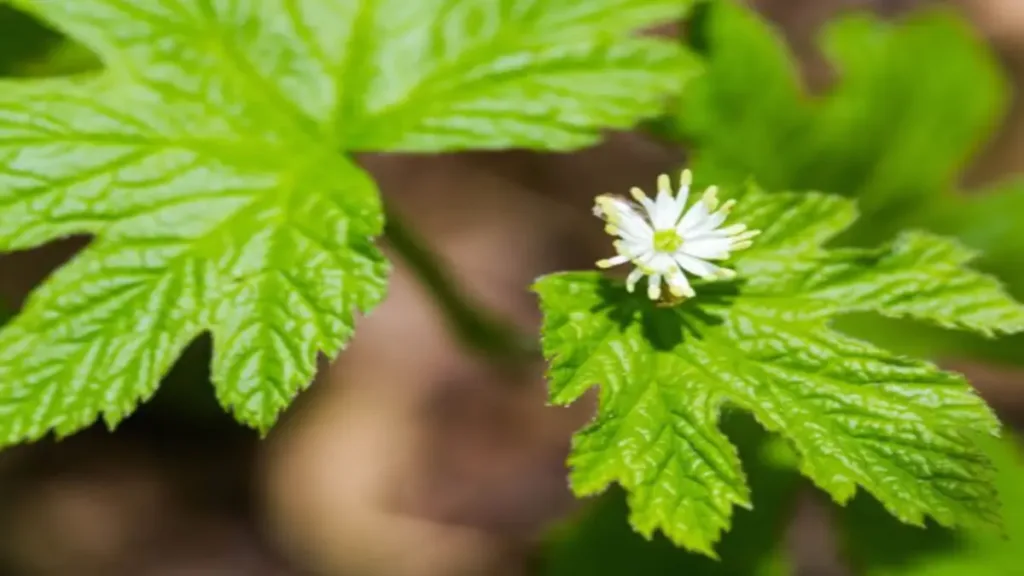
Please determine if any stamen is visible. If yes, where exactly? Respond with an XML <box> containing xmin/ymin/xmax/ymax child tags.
<box><xmin>657</xmin><ymin>174</ymin><xmax>672</xmax><ymax>196</ymax></box>
<box><xmin>653</xmin><ymin>229</ymin><xmax>683</xmax><ymax>252</ymax></box>
<box><xmin>595</xmin><ymin>195</ymin><xmax>616</xmax><ymax>212</ymax></box>
<box><xmin>680</xmin><ymin>169</ymin><xmax>692</xmax><ymax>189</ymax></box>
<box><xmin>733</xmin><ymin>230</ymin><xmax>761</xmax><ymax>242</ymax></box>
<box><xmin>702</xmin><ymin>186</ymin><xmax>719</xmax><ymax>211</ymax></box>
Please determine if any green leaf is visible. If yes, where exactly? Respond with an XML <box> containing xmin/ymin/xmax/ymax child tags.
<box><xmin>839</xmin><ymin>434</ymin><xmax>1024</xmax><ymax>576</ymax></box>
<box><xmin>834</xmin><ymin>180</ymin><xmax>1024</xmax><ymax>366</ymax></box>
<box><xmin>0</xmin><ymin>0</ymin><xmax>694</xmax><ymax>440</ymax></box>
<box><xmin>0</xmin><ymin>4</ymin><xmax>60</xmax><ymax>74</ymax></box>
<box><xmin>671</xmin><ymin>1</ymin><xmax>1006</xmax><ymax>244</ymax></box>
<box><xmin>667</xmin><ymin>0</ymin><xmax>1024</xmax><ymax>368</ymax></box>
<box><xmin>534</xmin><ymin>183</ymin><xmax>1024</xmax><ymax>555</ymax></box>
<box><xmin>926</xmin><ymin>180</ymin><xmax>1024</xmax><ymax>301</ymax></box>
<box><xmin>542</xmin><ymin>415</ymin><xmax>796</xmax><ymax>576</ymax></box>
<box><xmin>337</xmin><ymin>0</ymin><xmax>702</xmax><ymax>150</ymax></box>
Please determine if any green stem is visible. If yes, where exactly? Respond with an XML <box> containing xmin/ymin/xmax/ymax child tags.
<box><xmin>383</xmin><ymin>204</ymin><xmax>538</xmax><ymax>363</ymax></box>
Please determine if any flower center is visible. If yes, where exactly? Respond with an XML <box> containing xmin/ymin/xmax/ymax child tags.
<box><xmin>653</xmin><ymin>229</ymin><xmax>683</xmax><ymax>253</ymax></box>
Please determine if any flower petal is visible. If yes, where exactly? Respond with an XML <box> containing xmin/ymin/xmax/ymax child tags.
<box><xmin>666</xmin><ymin>270</ymin><xmax>695</xmax><ymax>298</ymax></box>
<box><xmin>597</xmin><ymin>254</ymin><xmax>630</xmax><ymax>268</ymax></box>
<box><xmin>651</xmin><ymin>174</ymin><xmax>684</xmax><ymax>229</ymax></box>
<box><xmin>689</xmin><ymin>201</ymin><xmax>737</xmax><ymax>236</ymax></box>
<box><xmin>647</xmin><ymin>273</ymin><xmax>662</xmax><ymax>300</ymax></box>
<box><xmin>626</xmin><ymin>268</ymin><xmax>645</xmax><ymax>293</ymax></box>
<box><xmin>680</xmin><ymin>236</ymin><xmax>734</xmax><ymax>260</ymax></box>
<box><xmin>675</xmin><ymin>253</ymin><xmax>724</xmax><ymax>279</ymax></box>
<box><xmin>630</xmin><ymin>186</ymin><xmax>658</xmax><ymax>218</ymax></box>
<box><xmin>648</xmin><ymin>252</ymin><xmax>679</xmax><ymax>274</ymax></box>
<box><xmin>675</xmin><ymin>169</ymin><xmax>692</xmax><ymax>211</ymax></box>
<box><xmin>619</xmin><ymin>211</ymin><xmax>654</xmax><ymax>242</ymax></box>
<box><xmin>616</xmin><ymin>239</ymin><xmax>652</xmax><ymax>260</ymax></box>
<box><xmin>598</xmin><ymin>196</ymin><xmax>654</xmax><ymax>241</ymax></box>
<box><xmin>677</xmin><ymin>194</ymin><xmax>712</xmax><ymax>235</ymax></box>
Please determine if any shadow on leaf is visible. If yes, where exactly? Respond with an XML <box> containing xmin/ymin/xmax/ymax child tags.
<box><xmin>591</xmin><ymin>277</ymin><xmax>738</xmax><ymax>350</ymax></box>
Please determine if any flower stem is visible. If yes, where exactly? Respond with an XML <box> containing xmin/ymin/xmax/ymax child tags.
<box><xmin>383</xmin><ymin>204</ymin><xmax>539</xmax><ymax>364</ymax></box>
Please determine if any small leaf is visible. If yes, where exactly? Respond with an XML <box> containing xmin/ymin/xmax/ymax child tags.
<box><xmin>535</xmin><ymin>184</ymin><xmax>1024</xmax><ymax>555</ymax></box>
<box><xmin>542</xmin><ymin>416</ymin><xmax>796</xmax><ymax>576</ymax></box>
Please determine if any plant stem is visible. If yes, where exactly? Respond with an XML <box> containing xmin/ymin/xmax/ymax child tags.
<box><xmin>383</xmin><ymin>203</ymin><xmax>539</xmax><ymax>364</ymax></box>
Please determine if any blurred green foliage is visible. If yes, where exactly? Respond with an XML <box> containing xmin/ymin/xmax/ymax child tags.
<box><xmin>668</xmin><ymin>0</ymin><xmax>1024</xmax><ymax>367</ymax></box>
<box><xmin>670</xmin><ymin>1</ymin><xmax>1006</xmax><ymax>245</ymax></box>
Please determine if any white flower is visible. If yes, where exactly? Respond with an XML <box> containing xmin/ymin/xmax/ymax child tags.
<box><xmin>593</xmin><ymin>169</ymin><xmax>760</xmax><ymax>301</ymax></box>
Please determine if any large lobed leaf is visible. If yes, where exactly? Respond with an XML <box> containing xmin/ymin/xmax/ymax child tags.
<box><xmin>0</xmin><ymin>0</ymin><xmax>697</xmax><ymax>439</ymax></box>
<box><xmin>534</xmin><ymin>183</ymin><xmax>1024</xmax><ymax>555</ymax></box>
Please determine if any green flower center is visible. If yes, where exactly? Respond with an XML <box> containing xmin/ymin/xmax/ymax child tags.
<box><xmin>653</xmin><ymin>229</ymin><xmax>683</xmax><ymax>252</ymax></box>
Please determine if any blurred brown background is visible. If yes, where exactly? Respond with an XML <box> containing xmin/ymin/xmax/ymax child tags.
<box><xmin>0</xmin><ymin>1</ymin><xmax>1022</xmax><ymax>575</ymax></box>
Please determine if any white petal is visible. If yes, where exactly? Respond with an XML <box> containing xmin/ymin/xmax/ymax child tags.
<box><xmin>672</xmin><ymin>189</ymin><xmax>690</xmax><ymax>223</ymax></box>
<box><xmin>687</xmin><ymin>226</ymin><xmax>739</xmax><ymax>241</ymax></box>
<box><xmin>597</xmin><ymin>254</ymin><xmax>630</xmax><ymax>268</ymax></box>
<box><xmin>685</xmin><ymin>225</ymin><xmax>752</xmax><ymax>247</ymax></box>
<box><xmin>689</xmin><ymin>200</ymin><xmax>736</xmax><ymax>235</ymax></box>
<box><xmin>676</xmin><ymin>169</ymin><xmax>692</xmax><ymax>209</ymax></box>
<box><xmin>626</xmin><ymin>268</ymin><xmax>645</xmax><ymax>293</ymax></box>
<box><xmin>612</xmin><ymin>225</ymin><xmax>652</xmax><ymax>248</ymax></box>
<box><xmin>688</xmin><ymin>210</ymin><xmax>727</xmax><ymax>235</ymax></box>
<box><xmin>616</xmin><ymin>208</ymin><xmax>654</xmax><ymax>242</ymax></box>
<box><xmin>653</xmin><ymin>198</ymin><xmax>680</xmax><ymax>230</ymax></box>
<box><xmin>676</xmin><ymin>197</ymin><xmax>711</xmax><ymax>235</ymax></box>
<box><xmin>633</xmin><ymin>250</ymin><xmax>656</xmax><ymax>270</ymax></box>
<box><xmin>616</xmin><ymin>239</ymin><xmax>652</xmax><ymax>260</ymax></box>
<box><xmin>680</xmin><ymin>236</ymin><xmax>734</xmax><ymax>260</ymax></box>
<box><xmin>630</xmin><ymin>186</ymin><xmax>658</xmax><ymax>216</ymax></box>
<box><xmin>674</xmin><ymin>253</ymin><xmax>723</xmax><ymax>279</ymax></box>
<box><xmin>647</xmin><ymin>252</ymin><xmax>678</xmax><ymax>274</ymax></box>
<box><xmin>647</xmin><ymin>273</ymin><xmax>662</xmax><ymax>300</ymax></box>
<box><xmin>650</xmin><ymin>175</ymin><xmax>683</xmax><ymax>229</ymax></box>
<box><xmin>666</xmin><ymin>271</ymin><xmax>695</xmax><ymax>298</ymax></box>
